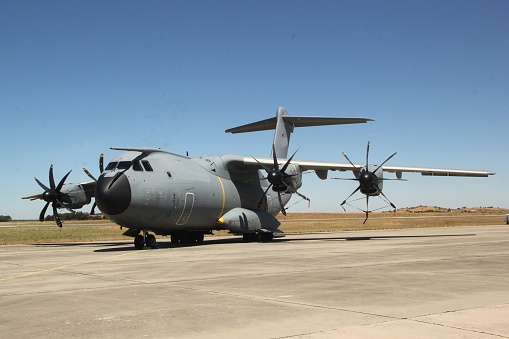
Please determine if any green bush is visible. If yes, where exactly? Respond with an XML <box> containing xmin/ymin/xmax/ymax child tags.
<box><xmin>0</xmin><ymin>215</ymin><xmax>12</xmax><ymax>222</ymax></box>
<box><xmin>44</xmin><ymin>212</ymin><xmax>104</xmax><ymax>221</ymax></box>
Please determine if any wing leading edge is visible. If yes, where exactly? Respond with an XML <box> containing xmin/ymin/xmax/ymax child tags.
<box><xmin>228</xmin><ymin>157</ymin><xmax>495</xmax><ymax>178</ymax></box>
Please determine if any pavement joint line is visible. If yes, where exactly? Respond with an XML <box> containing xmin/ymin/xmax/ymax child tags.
<box><xmin>411</xmin><ymin>316</ymin><xmax>509</xmax><ymax>338</ymax></box>
<box><xmin>167</xmin><ymin>284</ymin><xmax>401</xmax><ymax>321</ymax></box>
<box><xmin>0</xmin><ymin>250</ymin><xmax>143</xmax><ymax>282</ymax></box>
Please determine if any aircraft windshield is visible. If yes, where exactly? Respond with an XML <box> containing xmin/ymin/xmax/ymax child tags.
<box><xmin>105</xmin><ymin>161</ymin><xmax>132</xmax><ymax>170</ymax></box>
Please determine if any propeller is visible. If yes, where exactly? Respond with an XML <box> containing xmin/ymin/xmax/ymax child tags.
<box><xmin>24</xmin><ymin>165</ymin><xmax>73</xmax><ymax>227</ymax></box>
<box><xmin>335</xmin><ymin>141</ymin><xmax>402</xmax><ymax>223</ymax></box>
<box><xmin>83</xmin><ymin>153</ymin><xmax>104</xmax><ymax>214</ymax></box>
<box><xmin>253</xmin><ymin>145</ymin><xmax>310</xmax><ymax>216</ymax></box>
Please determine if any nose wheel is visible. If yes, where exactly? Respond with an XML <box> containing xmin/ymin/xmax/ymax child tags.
<box><xmin>134</xmin><ymin>232</ymin><xmax>157</xmax><ymax>250</ymax></box>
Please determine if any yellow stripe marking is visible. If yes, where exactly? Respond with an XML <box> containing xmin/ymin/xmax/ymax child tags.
<box><xmin>216</xmin><ymin>176</ymin><xmax>226</xmax><ymax>218</ymax></box>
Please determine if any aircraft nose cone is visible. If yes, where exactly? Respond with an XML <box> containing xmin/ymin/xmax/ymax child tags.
<box><xmin>95</xmin><ymin>173</ymin><xmax>131</xmax><ymax>215</ymax></box>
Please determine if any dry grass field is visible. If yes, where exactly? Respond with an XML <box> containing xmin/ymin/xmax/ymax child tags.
<box><xmin>1</xmin><ymin>207</ymin><xmax>507</xmax><ymax>245</ymax></box>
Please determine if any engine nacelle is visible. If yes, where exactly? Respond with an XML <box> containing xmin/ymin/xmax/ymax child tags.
<box><xmin>59</xmin><ymin>183</ymin><xmax>94</xmax><ymax>210</ymax></box>
<box><xmin>282</xmin><ymin>163</ymin><xmax>302</xmax><ymax>193</ymax></box>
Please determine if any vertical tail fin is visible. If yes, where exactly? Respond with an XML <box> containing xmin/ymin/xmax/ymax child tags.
<box><xmin>272</xmin><ymin>107</ymin><xmax>293</xmax><ymax>158</ymax></box>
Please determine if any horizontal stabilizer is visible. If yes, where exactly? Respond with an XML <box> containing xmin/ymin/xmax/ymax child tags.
<box><xmin>226</xmin><ymin>115</ymin><xmax>373</xmax><ymax>134</ymax></box>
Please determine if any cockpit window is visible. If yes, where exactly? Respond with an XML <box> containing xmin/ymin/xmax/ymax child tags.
<box><xmin>117</xmin><ymin>161</ymin><xmax>131</xmax><ymax>170</ymax></box>
<box><xmin>142</xmin><ymin>160</ymin><xmax>153</xmax><ymax>171</ymax></box>
<box><xmin>133</xmin><ymin>160</ymin><xmax>143</xmax><ymax>171</ymax></box>
<box><xmin>105</xmin><ymin>161</ymin><xmax>132</xmax><ymax>170</ymax></box>
<box><xmin>105</xmin><ymin>162</ymin><xmax>118</xmax><ymax>170</ymax></box>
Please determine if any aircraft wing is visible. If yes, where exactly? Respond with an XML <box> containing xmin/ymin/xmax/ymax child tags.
<box><xmin>227</xmin><ymin>157</ymin><xmax>495</xmax><ymax>178</ymax></box>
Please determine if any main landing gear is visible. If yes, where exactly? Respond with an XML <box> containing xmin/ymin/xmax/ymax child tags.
<box><xmin>134</xmin><ymin>231</ymin><xmax>157</xmax><ymax>250</ymax></box>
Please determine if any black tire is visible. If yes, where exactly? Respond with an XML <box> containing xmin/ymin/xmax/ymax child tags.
<box><xmin>145</xmin><ymin>234</ymin><xmax>156</xmax><ymax>248</ymax></box>
<box><xmin>134</xmin><ymin>235</ymin><xmax>144</xmax><ymax>250</ymax></box>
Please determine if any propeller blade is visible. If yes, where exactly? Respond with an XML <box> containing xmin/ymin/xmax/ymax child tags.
<box><xmin>363</xmin><ymin>195</ymin><xmax>370</xmax><ymax>224</ymax></box>
<box><xmin>373</xmin><ymin>152</ymin><xmax>397</xmax><ymax>174</ymax></box>
<box><xmin>380</xmin><ymin>191</ymin><xmax>397</xmax><ymax>210</ymax></box>
<box><xmin>52</xmin><ymin>204</ymin><xmax>62</xmax><ymax>227</ymax></box>
<box><xmin>366</xmin><ymin>141</ymin><xmax>370</xmax><ymax>169</ymax></box>
<box><xmin>281</xmin><ymin>147</ymin><xmax>300</xmax><ymax>173</ymax></box>
<box><xmin>83</xmin><ymin>167</ymin><xmax>97</xmax><ymax>181</ymax></box>
<box><xmin>49</xmin><ymin>165</ymin><xmax>56</xmax><ymax>191</ymax></box>
<box><xmin>39</xmin><ymin>202</ymin><xmax>50</xmax><ymax>222</ymax></box>
<box><xmin>277</xmin><ymin>191</ymin><xmax>286</xmax><ymax>216</ymax></box>
<box><xmin>257</xmin><ymin>184</ymin><xmax>273</xmax><ymax>208</ymax></box>
<box><xmin>99</xmin><ymin>153</ymin><xmax>104</xmax><ymax>173</ymax></box>
<box><xmin>55</xmin><ymin>170</ymin><xmax>72</xmax><ymax>192</ymax></box>
<box><xmin>342</xmin><ymin>151</ymin><xmax>357</xmax><ymax>169</ymax></box>
<box><xmin>91</xmin><ymin>202</ymin><xmax>97</xmax><ymax>215</ymax></box>
<box><xmin>340</xmin><ymin>185</ymin><xmax>362</xmax><ymax>206</ymax></box>
<box><xmin>56</xmin><ymin>199</ymin><xmax>76</xmax><ymax>214</ymax></box>
<box><xmin>252</xmin><ymin>156</ymin><xmax>273</xmax><ymax>173</ymax></box>
<box><xmin>271</xmin><ymin>144</ymin><xmax>280</xmax><ymax>170</ymax></box>
<box><xmin>34</xmin><ymin>177</ymin><xmax>49</xmax><ymax>191</ymax></box>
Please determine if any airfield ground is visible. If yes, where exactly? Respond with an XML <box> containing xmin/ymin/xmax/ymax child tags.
<box><xmin>1</xmin><ymin>225</ymin><xmax>508</xmax><ymax>338</ymax></box>
<box><xmin>1</xmin><ymin>207</ymin><xmax>507</xmax><ymax>245</ymax></box>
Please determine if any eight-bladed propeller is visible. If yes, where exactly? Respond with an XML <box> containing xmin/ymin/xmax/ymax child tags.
<box><xmin>252</xmin><ymin>145</ymin><xmax>309</xmax><ymax>216</ymax></box>
<box><xmin>23</xmin><ymin>165</ymin><xmax>73</xmax><ymax>227</ymax></box>
<box><xmin>83</xmin><ymin>153</ymin><xmax>104</xmax><ymax>215</ymax></box>
<box><xmin>334</xmin><ymin>141</ymin><xmax>403</xmax><ymax>223</ymax></box>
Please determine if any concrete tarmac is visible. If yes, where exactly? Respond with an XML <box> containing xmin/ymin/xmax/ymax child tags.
<box><xmin>1</xmin><ymin>225</ymin><xmax>508</xmax><ymax>338</ymax></box>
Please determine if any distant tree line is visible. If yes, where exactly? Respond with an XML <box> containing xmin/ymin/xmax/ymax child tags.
<box><xmin>44</xmin><ymin>212</ymin><xmax>105</xmax><ymax>221</ymax></box>
<box><xmin>0</xmin><ymin>215</ymin><xmax>12</xmax><ymax>222</ymax></box>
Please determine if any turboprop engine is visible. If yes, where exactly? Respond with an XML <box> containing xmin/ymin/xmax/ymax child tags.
<box><xmin>253</xmin><ymin>145</ymin><xmax>308</xmax><ymax>215</ymax></box>
<box><xmin>335</xmin><ymin>141</ymin><xmax>404</xmax><ymax>223</ymax></box>
<box><xmin>22</xmin><ymin>165</ymin><xmax>94</xmax><ymax>226</ymax></box>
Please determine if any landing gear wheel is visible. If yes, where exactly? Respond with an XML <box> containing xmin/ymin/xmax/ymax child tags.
<box><xmin>145</xmin><ymin>234</ymin><xmax>157</xmax><ymax>248</ymax></box>
<box><xmin>171</xmin><ymin>234</ymin><xmax>179</xmax><ymax>244</ymax></box>
<box><xmin>134</xmin><ymin>235</ymin><xmax>144</xmax><ymax>250</ymax></box>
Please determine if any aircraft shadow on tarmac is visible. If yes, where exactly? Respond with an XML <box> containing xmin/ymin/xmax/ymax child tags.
<box><xmin>93</xmin><ymin>233</ymin><xmax>475</xmax><ymax>252</ymax></box>
<box><xmin>33</xmin><ymin>233</ymin><xmax>476</xmax><ymax>253</ymax></box>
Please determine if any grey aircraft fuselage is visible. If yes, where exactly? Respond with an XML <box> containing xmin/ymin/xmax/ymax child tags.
<box><xmin>95</xmin><ymin>151</ymin><xmax>296</xmax><ymax>234</ymax></box>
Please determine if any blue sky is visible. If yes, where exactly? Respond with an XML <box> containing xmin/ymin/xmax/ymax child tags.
<box><xmin>1</xmin><ymin>1</ymin><xmax>507</xmax><ymax>220</ymax></box>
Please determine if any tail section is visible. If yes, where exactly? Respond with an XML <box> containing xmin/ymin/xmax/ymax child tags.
<box><xmin>225</xmin><ymin>107</ymin><xmax>373</xmax><ymax>158</ymax></box>
<box><xmin>272</xmin><ymin>107</ymin><xmax>292</xmax><ymax>158</ymax></box>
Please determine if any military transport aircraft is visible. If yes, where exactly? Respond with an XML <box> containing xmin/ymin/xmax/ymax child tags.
<box><xmin>23</xmin><ymin>107</ymin><xmax>494</xmax><ymax>249</ymax></box>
